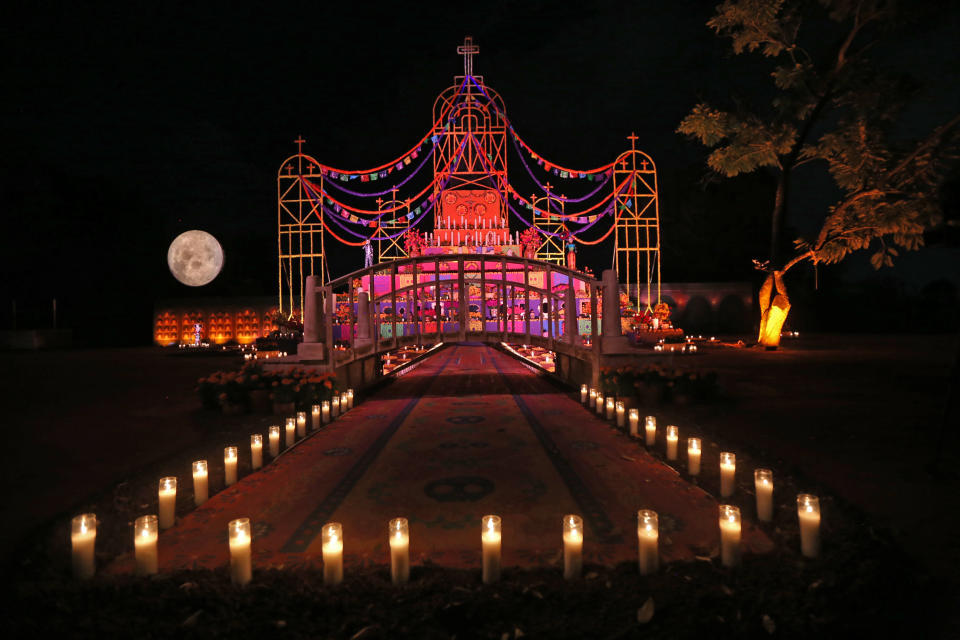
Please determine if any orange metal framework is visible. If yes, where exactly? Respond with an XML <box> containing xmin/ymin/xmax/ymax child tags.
<box><xmin>277</xmin><ymin>139</ymin><xmax>327</xmax><ymax>319</ymax></box>
<box><xmin>532</xmin><ymin>184</ymin><xmax>566</xmax><ymax>265</ymax></box>
<box><xmin>612</xmin><ymin>134</ymin><xmax>660</xmax><ymax>312</ymax></box>
<box><xmin>377</xmin><ymin>188</ymin><xmax>410</xmax><ymax>262</ymax></box>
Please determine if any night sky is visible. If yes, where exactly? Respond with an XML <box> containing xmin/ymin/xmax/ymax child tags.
<box><xmin>2</xmin><ymin>1</ymin><xmax>957</xmax><ymax>343</ymax></box>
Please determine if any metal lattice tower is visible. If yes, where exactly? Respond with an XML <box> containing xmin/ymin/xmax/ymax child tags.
<box><xmin>612</xmin><ymin>134</ymin><xmax>660</xmax><ymax>312</ymax></box>
<box><xmin>377</xmin><ymin>189</ymin><xmax>410</xmax><ymax>262</ymax></box>
<box><xmin>532</xmin><ymin>184</ymin><xmax>566</xmax><ymax>265</ymax></box>
<box><xmin>277</xmin><ymin>137</ymin><xmax>327</xmax><ymax>319</ymax></box>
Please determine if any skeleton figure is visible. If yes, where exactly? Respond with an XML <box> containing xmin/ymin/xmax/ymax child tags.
<box><xmin>363</xmin><ymin>239</ymin><xmax>374</xmax><ymax>268</ymax></box>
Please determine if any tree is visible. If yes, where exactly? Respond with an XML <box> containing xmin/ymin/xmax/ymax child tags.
<box><xmin>677</xmin><ymin>0</ymin><xmax>960</xmax><ymax>346</ymax></box>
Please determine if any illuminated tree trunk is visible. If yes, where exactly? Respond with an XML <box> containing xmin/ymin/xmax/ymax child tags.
<box><xmin>757</xmin><ymin>271</ymin><xmax>791</xmax><ymax>349</ymax></box>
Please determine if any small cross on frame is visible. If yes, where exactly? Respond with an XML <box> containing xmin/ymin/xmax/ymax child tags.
<box><xmin>457</xmin><ymin>36</ymin><xmax>479</xmax><ymax>77</ymax></box>
<box><xmin>619</xmin><ymin>158</ymin><xmax>628</xmax><ymax>170</ymax></box>
<box><xmin>627</xmin><ymin>132</ymin><xmax>638</xmax><ymax>150</ymax></box>
<box><xmin>376</xmin><ymin>197</ymin><xmax>384</xmax><ymax>208</ymax></box>
<box><xmin>543</xmin><ymin>182</ymin><xmax>553</xmax><ymax>192</ymax></box>
<box><xmin>295</xmin><ymin>136</ymin><xmax>305</xmax><ymax>154</ymax></box>
<box><xmin>640</xmin><ymin>159</ymin><xmax>650</xmax><ymax>171</ymax></box>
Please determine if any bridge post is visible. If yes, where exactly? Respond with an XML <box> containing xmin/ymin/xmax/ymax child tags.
<box><xmin>601</xmin><ymin>269</ymin><xmax>630</xmax><ymax>353</ymax></box>
<box><xmin>355</xmin><ymin>291</ymin><xmax>372</xmax><ymax>351</ymax></box>
<box><xmin>458</xmin><ymin>259</ymin><xmax>467</xmax><ymax>341</ymax></box>
<box><xmin>298</xmin><ymin>275</ymin><xmax>326</xmax><ymax>361</ymax></box>
<box><xmin>565</xmin><ymin>278</ymin><xmax>580</xmax><ymax>345</ymax></box>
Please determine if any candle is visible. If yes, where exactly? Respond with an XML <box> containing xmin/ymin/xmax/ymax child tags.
<box><xmin>637</xmin><ymin>510</ymin><xmax>659</xmax><ymax>575</ymax></box>
<box><xmin>322</xmin><ymin>400</ymin><xmax>331</xmax><ymax>424</ymax></box>
<box><xmin>332</xmin><ymin>395</ymin><xmax>340</xmax><ymax>418</ymax></box>
<box><xmin>340</xmin><ymin>392</ymin><xmax>349</xmax><ymax>413</ymax></box>
<box><xmin>666</xmin><ymin>425</ymin><xmax>678</xmax><ymax>460</ymax></box>
<box><xmin>71</xmin><ymin>513</ymin><xmax>97</xmax><ymax>580</ymax></box>
<box><xmin>285</xmin><ymin>417</ymin><xmax>296</xmax><ymax>447</ymax></box>
<box><xmin>481</xmin><ymin>515</ymin><xmax>502</xmax><ymax>584</ymax></box>
<box><xmin>588</xmin><ymin>388</ymin><xmax>597</xmax><ymax>408</ymax></box>
<box><xmin>158</xmin><ymin>476</ymin><xmax>177</xmax><ymax>530</ymax></box>
<box><xmin>322</xmin><ymin>522</ymin><xmax>344</xmax><ymax>585</ymax></box>
<box><xmin>222</xmin><ymin>446</ymin><xmax>238</xmax><ymax>486</ymax></box>
<box><xmin>228</xmin><ymin>517</ymin><xmax>252</xmax><ymax>586</ymax></box>
<box><xmin>562</xmin><ymin>514</ymin><xmax>583</xmax><ymax>581</ymax></box>
<box><xmin>605</xmin><ymin>397</ymin><xmax>615</xmax><ymax>420</ymax></box>
<box><xmin>134</xmin><ymin>514</ymin><xmax>158</xmax><ymax>576</ymax></box>
<box><xmin>797</xmin><ymin>494</ymin><xmax>821</xmax><ymax>558</ymax></box>
<box><xmin>687</xmin><ymin>438</ymin><xmax>702</xmax><ymax>476</ymax></box>
<box><xmin>297</xmin><ymin>411</ymin><xmax>307</xmax><ymax>437</ymax></box>
<box><xmin>311</xmin><ymin>404</ymin><xmax>321</xmax><ymax>430</ymax></box>
<box><xmin>251</xmin><ymin>434</ymin><xmax>263</xmax><ymax>470</ymax></box>
<box><xmin>629</xmin><ymin>409</ymin><xmax>640</xmax><ymax>437</ymax></box>
<box><xmin>719</xmin><ymin>505</ymin><xmax>741</xmax><ymax>567</ymax></box>
<box><xmin>755</xmin><ymin>469</ymin><xmax>774</xmax><ymax>522</ymax></box>
<box><xmin>580</xmin><ymin>384</ymin><xmax>588</xmax><ymax>404</ymax></box>
<box><xmin>389</xmin><ymin>517</ymin><xmax>410</xmax><ymax>585</ymax></box>
<box><xmin>615</xmin><ymin>401</ymin><xmax>625</xmax><ymax>428</ymax></box>
<box><xmin>192</xmin><ymin>460</ymin><xmax>208</xmax><ymax>506</ymax></box>
<box><xmin>720</xmin><ymin>452</ymin><xmax>736</xmax><ymax>498</ymax></box>
<box><xmin>645</xmin><ymin>416</ymin><xmax>657</xmax><ymax>447</ymax></box>
<box><xmin>268</xmin><ymin>425</ymin><xmax>280</xmax><ymax>457</ymax></box>
<box><xmin>595</xmin><ymin>393</ymin><xmax>604</xmax><ymax>416</ymax></box>
<box><xmin>347</xmin><ymin>389</ymin><xmax>355</xmax><ymax>409</ymax></box>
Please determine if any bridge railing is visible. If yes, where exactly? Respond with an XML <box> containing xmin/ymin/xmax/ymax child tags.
<box><xmin>300</xmin><ymin>255</ymin><xmax>625</xmax><ymax>363</ymax></box>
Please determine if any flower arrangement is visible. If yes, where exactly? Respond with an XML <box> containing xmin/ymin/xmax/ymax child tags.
<box><xmin>196</xmin><ymin>361</ymin><xmax>338</xmax><ymax>413</ymax></box>
<box><xmin>599</xmin><ymin>364</ymin><xmax>718</xmax><ymax>405</ymax></box>
<box><xmin>403</xmin><ymin>230</ymin><xmax>426</xmax><ymax>256</ymax></box>
<box><xmin>519</xmin><ymin>227</ymin><xmax>542</xmax><ymax>258</ymax></box>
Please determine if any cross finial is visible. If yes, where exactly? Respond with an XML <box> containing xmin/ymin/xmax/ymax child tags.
<box><xmin>295</xmin><ymin>136</ymin><xmax>305</xmax><ymax>154</ymax></box>
<box><xmin>544</xmin><ymin>182</ymin><xmax>553</xmax><ymax>192</ymax></box>
<box><xmin>457</xmin><ymin>36</ymin><xmax>479</xmax><ymax>77</ymax></box>
<box><xmin>376</xmin><ymin>197</ymin><xmax>384</xmax><ymax>207</ymax></box>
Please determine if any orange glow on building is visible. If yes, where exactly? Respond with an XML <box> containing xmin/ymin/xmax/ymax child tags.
<box><xmin>155</xmin><ymin>298</ymin><xmax>276</xmax><ymax>346</ymax></box>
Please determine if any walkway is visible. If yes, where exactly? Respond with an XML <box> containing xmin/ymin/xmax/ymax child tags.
<box><xmin>111</xmin><ymin>344</ymin><xmax>770</xmax><ymax>572</ymax></box>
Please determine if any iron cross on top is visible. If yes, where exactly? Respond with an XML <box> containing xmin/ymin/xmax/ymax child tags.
<box><xmin>458</xmin><ymin>36</ymin><xmax>479</xmax><ymax>76</ymax></box>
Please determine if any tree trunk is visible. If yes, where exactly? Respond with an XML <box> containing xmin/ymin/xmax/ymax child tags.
<box><xmin>757</xmin><ymin>272</ymin><xmax>791</xmax><ymax>349</ymax></box>
<box><xmin>771</xmin><ymin>172</ymin><xmax>788</xmax><ymax>265</ymax></box>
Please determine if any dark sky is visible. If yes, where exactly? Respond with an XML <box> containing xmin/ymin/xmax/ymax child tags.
<box><xmin>2</xmin><ymin>0</ymin><xmax>957</xmax><ymax>342</ymax></box>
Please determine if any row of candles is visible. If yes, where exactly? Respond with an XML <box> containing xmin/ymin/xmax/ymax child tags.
<box><xmin>580</xmin><ymin>384</ymin><xmax>822</xmax><ymax>561</ymax></box>
<box><xmin>70</xmin><ymin>389</ymin><xmax>355</xmax><ymax>580</ymax></box>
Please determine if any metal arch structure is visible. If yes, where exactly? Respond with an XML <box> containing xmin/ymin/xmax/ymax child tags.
<box><xmin>277</xmin><ymin>140</ymin><xmax>327</xmax><ymax>319</ymax></box>
<box><xmin>532</xmin><ymin>185</ymin><xmax>566</xmax><ymax>265</ymax></box>
<box><xmin>612</xmin><ymin>135</ymin><xmax>660</xmax><ymax>312</ymax></box>
<box><xmin>376</xmin><ymin>188</ymin><xmax>409</xmax><ymax>263</ymax></box>
<box><xmin>431</xmin><ymin>74</ymin><xmax>509</xmax><ymax>211</ymax></box>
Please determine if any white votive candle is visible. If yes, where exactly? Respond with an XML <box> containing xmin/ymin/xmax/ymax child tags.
<box><xmin>322</xmin><ymin>400</ymin><xmax>331</xmax><ymax>424</ymax></box>
<box><xmin>389</xmin><ymin>517</ymin><xmax>410</xmax><ymax>585</ymax></box>
<box><xmin>228</xmin><ymin>517</ymin><xmax>252</xmax><ymax>586</ymax></box>
<box><xmin>340</xmin><ymin>392</ymin><xmax>349</xmax><ymax>413</ymax></box>
<box><xmin>629</xmin><ymin>409</ymin><xmax>640</xmax><ymax>437</ymax></box>
<box><xmin>666</xmin><ymin>425</ymin><xmax>678</xmax><ymax>460</ymax></box>
<box><xmin>605</xmin><ymin>397</ymin><xmax>615</xmax><ymax>420</ymax></box>
<box><xmin>285</xmin><ymin>417</ymin><xmax>296</xmax><ymax>447</ymax></box>
<box><xmin>719</xmin><ymin>505</ymin><xmax>741</xmax><ymax>567</ymax></box>
<box><xmin>158</xmin><ymin>476</ymin><xmax>177</xmax><ymax>530</ymax></box>
<box><xmin>720</xmin><ymin>452</ymin><xmax>736</xmax><ymax>498</ymax></box>
<box><xmin>332</xmin><ymin>396</ymin><xmax>340</xmax><ymax>418</ymax></box>
<box><xmin>71</xmin><ymin>513</ymin><xmax>97</xmax><ymax>580</ymax></box>
<box><xmin>322</xmin><ymin>522</ymin><xmax>344</xmax><ymax>585</ymax></box>
<box><xmin>637</xmin><ymin>509</ymin><xmax>659</xmax><ymax>575</ymax></box>
<box><xmin>192</xmin><ymin>460</ymin><xmax>208</xmax><ymax>506</ymax></box>
<box><xmin>589</xmin><ymin>388</ymin><xmax>597</xmax><ymax>408</ymax></box>
<box><xmin>797</xmin><ymin>494</ymin><xmax>821</xmax><ymax>558</ymax></box>
<box><xmin>562</xmin><ymin>514</ymin><xmax>583</xmax><ymax>581</ymax></box>
<box><xmin>481</xmin><ymin>515</ymin><xmax>502</xmax><ymax>584</ymax></box>
<box><xmin>347</xmin><ymin>389</ymin><xmax>354</xmax><ymax>409</ymax></box>
<box><xmin>615</xmin><ymin>401</ymin><xmax>625</xmax><ymax>428</ymax></box>
<box><xmin>755</xmin><ymin>469</ymin><xmax>774</xmax><ymax>522</ymax></box>
<box><xmin>311</xmin><ymin>404</ymin><xmax>321</xmax><ymax>430</ymax></box>
<box><xmin>224</xmin><ymin>446</ymin><xmax>238</xmax><ymax>486</ymax></box>
<box><xmin>595</xmin><ymin>393</ymin><xmax>604</xmax><ymax>416</ymax></box>
<box><xmin>580</xmin><ymin>384</ymin><xmax>588</xmax><ymax>404</ymax></box>
<box><xmin>251</xmin><ymin>434</ymin><xmax>263</xmax><ymax>470</ymax></box>
<box><xmin>268</xmin><ymin>425</ymin><xmax>280</xmax><ymax>457</ymax></box>
<box><xmin>134</xmin><ymin>515</ymin><xmax>158</xmax><ymax>576</ymax></box>
<box><xmin>687</xmin><ymin>438</ymin><xmax>702</xmax><ymax>476</ymax></box>
<box><xmin>645</xmin><ymin>416</ymin><xmax>657</xmax><ymax>447</ymax></box>
<box><xmin>297</xmin><ymin>411</ymin><xmax>307</xmax><ymax>437</ymax></box>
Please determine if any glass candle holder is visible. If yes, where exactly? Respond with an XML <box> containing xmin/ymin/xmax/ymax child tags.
<box><xmin>615</xmin><ymin>401</ymin><xmax>625</xmax><ymax>427</ymax></box>
<box><xmin>797</xmin><ymin>494</ymin><xmax>821</xmax><ymax>558</ymax></box>
<box><xmin>322</xmin><ymin>522</ymin><xmax>344</xmax><ymax>585</ymax></box>
<box><xmin>331</xmin><ymin>395</ymin><xmax>340</xmax><ymax>417</ymax></box>
<box><xmin>322</xmin><ymin>400</ymin><xmax>331</xmax><ymax>424</ymax></box>
<box><xmin>588</xmin><ymin>388</ymin><xmax>597</xmax><ymax>408</ymax></box>
<box><xmin>134</xmin><ymin>514</ymin><xmax>158</xmax><ymax>576</ymax></box>
<box><xmin>580</xmin><ymin>384</ymin><xmax>588</xmax><ymax>404</ymax></box>
<box><xmin>665</xmin><ymin>425</ymin><xmax>679</xmax><ymax>460</ymax></box>
<box><xmin>346</xmin><ymin>389</ymin><xmax>354</xmax><ymax>409</ymax></box>
<box><xmin>250</xmin><ymin>434</ymin><xmax>263</xmax><ymax>470</ymax></box>
<box><xmin>311</xmin><ymin>404</ymin><xmax>321</xmax><ymax>430</ymax></box>
<box><xmin>645</xmin><ymin>416</ymin><xmax>657</xmax><ymax>447</ymax></box>
<box><xmin>755</xmin><ymin>469</ymin><xmax>774</xmax><ymax>522</ymax></box>
<box><xmin>719</xmin><ymin>505</ymin><xmax>741</xmax><ymax>567</ymax></box>
<box><xmin>562</xmin><ymin>514</ymin><xmax>583</xmax><ymax>581</ymax></box>
<box><xmin>285</xmin><ymin>417</ymin><xmax>296</xmax><ymax>447</ymax></box>
<box><xmin>228</xmin><ymin>517</ymin><xmax>252</xmax><ymax>586</ymax></box>
<box><xmin>720</xmin><ymin>452</ymin><xmax>736</xmax><ymax>498</ymax></box>
<box><xmin>224</xmin><ymin>446</ymin><xmax>238</xmax><ymax>486</ymax></box>
<box><xmin>481</xmin><ymin>515</ymin><xmax>502</xmax><ymax>584</ymax></box>
<box><xmin>595</xmin><ymin>393</ymin><xmax>605</xmax><ymax>415</ymax></box>
<box><xmin>605</xmin><ymin>396</ymin><xmax>615</xmax><ymax>420</ymax></box>
<box><xmin>637</xmin><ymin>509</ymin><xmax>659</xmax><ymax>575</ymax></box>
<box><xmin>268</xmin><ymin>425</ymin><xmax>281</xmax><ymax>457</ymax></box>
<box><xmin>628</xmin><ymin>409</ymin><xmax>640</xmax><ymax>437</ymax></box>
<box><xmin>687</xmin><ymin>437</ymin><xmax>702</xmax><ymax>476</ymax></box>
<box><xmin>71</xmin><ymin>513</ymin><xmax>97</xmax><ymax>580</ymax></box>
<box><xmin>158</xmin><ymin>476</ymin><xmax>177</xmax><ymax>530</ymax></box>
<box><xmin>192</xmin><ymin>460</ymin><xmax>209</xmax><ymax>505</ymax></box>
<box><xmin>296</xmin><ymin>411</ymin><xmax>307</xmax><ymax>437</ymax></box>
<box><xmin>389</xmin><ymin>517</ymin><xmax>410</xmax><ymax>585</ymax></box>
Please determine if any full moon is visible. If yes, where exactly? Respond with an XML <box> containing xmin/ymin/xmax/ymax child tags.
<box><xmin>167</xmin><ymin>230</ymin><xmax>224</xmax><ymax>286</ymax></box>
